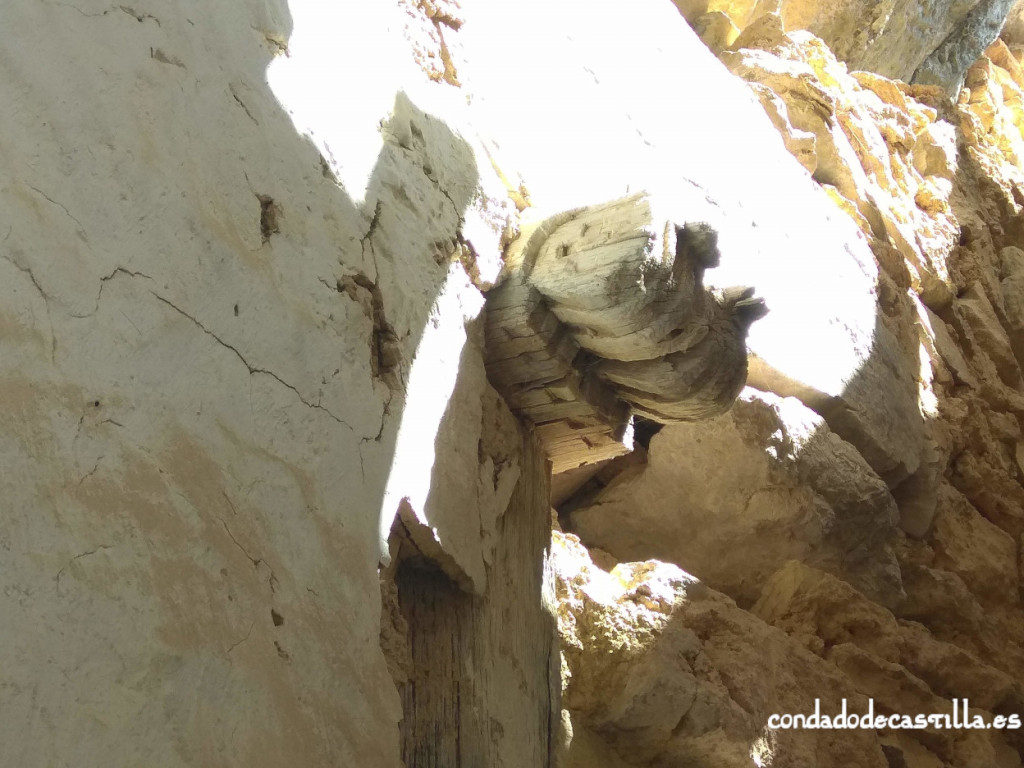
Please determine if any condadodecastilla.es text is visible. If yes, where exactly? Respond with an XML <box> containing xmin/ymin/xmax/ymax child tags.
<box><xmin>768</xmin><ymin>699</ymin><xmax>1022</xmax><ymax>730</ymax></box>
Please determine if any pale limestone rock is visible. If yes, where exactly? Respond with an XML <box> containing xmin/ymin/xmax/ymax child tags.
<box><xmin>897</xmin><ymin>620</ymin><xmax>1018</xmax><ymax>712</ymax></box>
<box><xmin>831</xmin><ymin>635</ymin><xmax>1023</xmax><ymax>765</ymax></box>
<box><xmin>999</xmin><ymin>244</ymin><xmax>1024</xmax><ymax>366</ymax></box>
<box><xmin>753</xmin><ymin>564</ymin><xmax>1024</xmax><ymax>763</ymax></box>
<box><xmin>388</xmin><ymin>313</ymin><xmax>522</xmax><ymax>593</ymax></box>
<box><xmin>746</xmin><ymin>81</ymin><xmax>819</xmax><ymax>173</ymax></box>
<box><xmin>826</xmin><ymin>643</ymin><xmax>955</xmax><ymax>753</ymax></box>
<box><xmin>672</xmin><ymin>0</ymin><xmax>1006</xmax><ymax>94</ymax></box>
<box><xmin>920</xmin><ymin>302</ymin><xmax>981</xmax><ymax>389</ymax></box>
<box><xmin>879</xmin><ymin>732</ymin><xmax>946</xmax><ymax>768</ymax></box>
<box><xmin>389</xmin><ymin>434</ymin><xmax>557</xmax><ymax>767</ymax></box>
<box><xmin>912</xmin><ymin>122</ymin><xmax>959</xmax><ymax>181</ymax></box>
<box><xmin>912</xmin><ymin>0</ymin><xmax>1020</xmax><ymax>95</ymax></box>
<box><xmin>555</xmin><ymin>710</ymin><xmax>635</xmax><ymax>768</ymax></box>
<box><xmin>0</xmin><ymin>2</ymin><xmax>416</xmax><ymax>763</ymax></box>
<box><xmin>949</xmin><ymin>402</ymin><xmax>1024</xmax><ymax>538</ymax></box>
<box><xmin>752</xmin><ymin>561</ymin><xmax>903</xmax><ymax>662</ymax></box>
<box><xmin>724</xmin><ymin>29</ymin><xmax>960</xmax><ymax>309</ymax></box>
<box><xmin>10</xmin><ymin>0</ymin><xmax>1024</xmax><ymax>763</ymax></box>
<box><xmin>720</xmin><ymin>31</ymin><xmax>955</xmax><ymax>487</ymax></box>
<box><xmin>1004</xmin><ymin>0</ymin><xmax>1024</xmax><ymax>46</ymax></box>
<box><xmin>930</xmin><ymin>482</ymin><xmax>1019</xmax><ymax>603</ymax></box>
<box><xmin>0</xmin><ymin>0</ymin><xmax>529</xmax><ymax>763</ymax></box>
<box><xmin>898</xmin><ymin>564</ymin><xmax>988</xmax><ymax>641</ymax></box>
<box><xmin>675</xmin><ymin>0</ymin><xmax>1018</xmax><ymax>91</ymax></box>
<box><xmin>570</xmin><ymin>391</ymin><xmax>902</xmax><ymax>607</ymax></box>
<box><xmin>729</xmin><ymin>9</ymin><xmax>791</xmax><ymax>51</ymax></box>
<box><xmin>955</xmin><ymin>282</ymin><xmax>1024</xmax><ymax>390</ymax></box>
<box><xmin>950</xmin><ymin>730</ymin><xmax>1024</xmax><ymax>768</ymax></box>
<box><xmin>455</xmin><ymin>3</ymin><xmax>902</xmax><ymax>478</ymax></box>
<box><xmin>693</xmin><ymin>10</ymin><xmax>742</xmax><ymax>51</ymax></box>
<box><xmin>896</xmin><ymin>562</ymin><xmax>1024</xmax><ymax>688</ymax></box>
<box><xmin>545</xmin><ymin>13</ymin><xmax>1024</xmax><ymax>768</ymax></box>
<box><xmin>553</xmin><ymin>531</ymin><xmax>889</xmax><ymax>767</ymax></box>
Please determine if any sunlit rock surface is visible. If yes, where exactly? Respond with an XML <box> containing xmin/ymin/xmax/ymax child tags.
<box><xmin>673</xmin><ymin>0</ymin><xmax>1018</xmax><ymax>92</ymax></box>
<box><xmin>553</xmin><ymin>531</ymin><xmax>1024</xmax><ymax>766</ymax></box>
<box><xmin>570</xmin><ymin>391</ymin><xmax>903</xmax><ymax>607</ymax></box>
<box><xmin>6</xmin><ymin>0</ymin><xmax>1024</xmax><ymax>765</ymax></box>
<box><xmin>562</xmin><ymin>22</ymin><xmax>1024</xmax><ymax>768</ymax></box>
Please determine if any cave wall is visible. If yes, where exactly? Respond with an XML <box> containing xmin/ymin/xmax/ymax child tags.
<box><xmin>674</xmin><ymin>0</ymin><xmax>1024</xmax><ymax>92</ymax></box>
<box><xmin>4</xmin><ymin>0</ymin><xmax>1024</xmax><ymax>766</ymax></box>
<box><xmin>0</xmin><ymin>0</ymin><xmax>525</xmax><ymax>765</ymax></box>
<box><xmin>559</xmin><ymin>16</ymin><xmax>1024</xmax><ymax>768</ymax></box>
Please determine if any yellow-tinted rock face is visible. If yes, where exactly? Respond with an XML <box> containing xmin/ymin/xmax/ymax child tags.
<box><xmin>559</xmin><ymin>23</ymin><xmax>1024</xmax><ymax>768</ymax></box>
<box><xmin>676</xmin><ymin>0</ymin><xmax>1018</xmax><ymax>91</ymax></box>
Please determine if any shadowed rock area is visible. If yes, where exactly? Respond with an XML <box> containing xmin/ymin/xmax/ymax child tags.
<box><xmin>4</xmin><ymin>0</ymin><xmax>1024</xmax><ymax>766</ymax></box>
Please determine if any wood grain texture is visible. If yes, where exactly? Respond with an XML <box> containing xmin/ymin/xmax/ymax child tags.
<box><xmin>484</xmin><ymin>193</ymin><xmax>765</xmax><ymax>471</ymax></box>
<box><xmin>396</xmin><ymin>431</ymin><xmax>558</xmax><ymax>767</ymax></box>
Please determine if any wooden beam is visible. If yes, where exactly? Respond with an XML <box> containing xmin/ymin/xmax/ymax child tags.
<box><xmin>484</xmin><ymin>193</ymin><xmax>766</xmax><ymax>473</ymax></box>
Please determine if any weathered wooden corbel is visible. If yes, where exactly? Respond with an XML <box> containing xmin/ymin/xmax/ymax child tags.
<box><xmin>483</xmin><ymin>193</ymin><xmax>767</xmax><ymax>474</ymax></box>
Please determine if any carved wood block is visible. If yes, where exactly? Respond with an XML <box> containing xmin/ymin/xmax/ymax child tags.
<box><xmin>484</xmin><ymin>193</ymin><xmax>766</xmax><ymax>474</ymax></box>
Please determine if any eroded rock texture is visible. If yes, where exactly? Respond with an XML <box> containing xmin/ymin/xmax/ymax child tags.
<box><xmin>674</xmin><ymin>0</ymin><xmax>1022</xmax><ymax>92</ymax></box>
<box><xmin>0</xmin><ymin>1</ymin><xmax>530</xmax><ymax>765</ymax></box>
<box><xmin>6</xmin><ymin>0</ymin><xmax>1024</xmax><ymax>765</ymax></box>
<box><xmin>559</xmin><ymin>21</ymin><xmax>1024</xmax><ymax>768</ymax></box>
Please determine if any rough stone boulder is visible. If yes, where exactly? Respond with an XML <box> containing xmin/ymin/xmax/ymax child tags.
<box><xmin>674</xmin><ymin>0</ymin><xmax>1019</xmax><ymax>94</ymax></box>
<box><xmin>554</xmin><ymin>533</ymin><xmax>1024</xmax><ymax>768</ymax></box>
<box><xmin>552</xmin><ymin>531</ymin><xmax>890</xmax><ymax>767</ymax></box>
<box><xmin>568</xmin><ymin>390</ymin><xmax>902</xmax><ymax>607</ymax></box>
<box><xmin>754</xmin><ymin>561</ymin><xmax>1024</xmax><ymax>764</ymax></box>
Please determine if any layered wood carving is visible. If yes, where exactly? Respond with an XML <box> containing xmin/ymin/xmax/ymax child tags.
<box><xmin>484</xmin><ymin>193</ymin><xmax>767</xmax><ymax>474</ymax></box>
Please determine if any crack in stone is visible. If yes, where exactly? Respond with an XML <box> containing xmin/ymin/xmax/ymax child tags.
<box><xmin>356</xmin><ymin>442</ymin><xmax>367</xmax><ymax>483</ymax></box>
<box><xmin>228</xmin><ymin>84</ymin><xmax>259</xmax><ymax>125</ymax></box>
<box><xmin>1</xmin><ymin>251</ymin><xmax>57</xmax><ymax>363</ymax></box>
<box><xmin>362</xmin><ymin>391</ymin><xmax>391</xmax><ymax>445</ymax></box>
<box><xmin>27</xmin><ymin>184</ymin><xmax>88</xmax><ymax>237</ymax></box>
<box><xmin>92</xmin><ymin>266</ymin><xmax>153</xmax><ymax>312</ymax></box>
<box><xmin>218</xmin><ymin>496</ymin><xmax>279</xmax><ymax>594</ymax></box>
<box><xmin>250</xmin><ymin>24</ymin><xmax>289</xmax><ymax>56</ymax></box>
<box><xmin>1</xmin><ymin>251</ymin><xmax>49</xmax><ymax>301</ymax></box>
<box><xmin>46</xmin><ymin>1</ymin><xmax>114</xmax><ymax>17</ymax></box>
<box><xmin>226</xmin><ymin>620</ymin><xmax>256</xmax><ymax>655</ymax></box>
<box><xmin>150</xmin><ymin>291</ymin><xmax>355</xmax><ymax>430</ymax></box>
<box><xmin>55</xmin><ymin>545</ymin><xmax>113</xmax><ymax>595</ymax></box>
<box><xmin>385</xmin><ymin>136</ymin><xmax>464</xmax><ymax>226</ymax></box>
<box><xmin>102</xmin><ymin>266</ymin><xmax>152</xmax><ymax>283</ymax></box>
<box><xmin>66</xmin><ymin>265</ymin><xmax>152</xmax><ymax>319</ymax></box>
<box><xmin>359</xmin><ymin>200</ymin><xmax>384</xmax><ymax>284</ymax></box>
<box><xmin>218</xmin><ymin>516</ymin><xmax>263</xmax><ymax>570</ymax></box>
<box><xmin>77</xmin><ymin>456</ymin><xmax>105</xmax><ymax>486</ymax></box>
<box><xmin>361</xmin><ymin>200</ymin><xmax>383</xmax><ymax>248</ymax></box>
<box><xmin>118</xmin><ymin>5</ymin><xmax>160</xmax><ymax>25</ymax></box>
<box><xmin>433</xmin><ymin>176</ymin><xmax>460</xmax><ymax>223</ymax></box>
<box><xmin>46</xmin><ymin>1</ymin><xmax>158</xmax><ymax>22</ymax></box>
<box><xmin>321</xmin><ymin>273</ymin><xmax>394</xmax><ymax>446</ymax></box>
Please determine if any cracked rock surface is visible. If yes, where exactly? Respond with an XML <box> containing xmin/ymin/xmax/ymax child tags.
<box><xmin>0</xmin><ymin>1</ymin><xmax>515</xmax><ymax>765</ymax></box>
<box><xmin>9</xmin><ymin>0</ymin><xmax>1024</xmax><ymax>766</ymax></box>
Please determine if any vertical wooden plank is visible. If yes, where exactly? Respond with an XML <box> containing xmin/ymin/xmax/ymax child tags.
<box><xmin>396</xmin><ymin>430</ymin><xmax>556</xmax><ymax>767</ymax></box>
